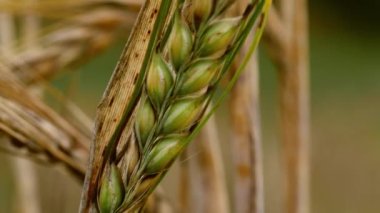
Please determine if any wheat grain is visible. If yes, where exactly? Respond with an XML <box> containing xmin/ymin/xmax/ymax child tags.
<box><xmin>98</xmin><ymin>164</ymin><xmax>125</xmax><ymax>213</ymax></box>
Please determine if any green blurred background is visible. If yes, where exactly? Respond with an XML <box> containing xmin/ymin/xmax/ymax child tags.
<box><xmin>0</xmin><ymin>1</ymin><xmax>380</xmax><ymax>212</ymax></box>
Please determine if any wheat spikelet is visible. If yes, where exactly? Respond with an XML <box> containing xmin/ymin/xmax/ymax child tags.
<box><xmin>96</xmin><ymin>0</ymin><xmax>258</xmax><ymax>211</ymax></box>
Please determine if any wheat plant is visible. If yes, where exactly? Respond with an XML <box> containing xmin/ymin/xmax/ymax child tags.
<box><xmin>78</xmin><ymin>0</ymin><xmax>271</xmax><ymax>212</ymax></box>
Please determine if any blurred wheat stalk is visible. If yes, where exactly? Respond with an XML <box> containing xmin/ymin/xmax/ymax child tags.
<box><xmin>0</xmin><ymin>0</ymin><xmax>310</xmax><ymax>213</ymax></box>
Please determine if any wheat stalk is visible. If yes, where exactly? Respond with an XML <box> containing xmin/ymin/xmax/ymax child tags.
<box><xmin>10</xmin><ymin>1</ymin><xmax>42</xmax><ymax>212</ymax></box>
<box><xmin>263</xmin><ymin>1</ymin><xmax>311</xmax><ymax>212</ymax></box>
<box><xmin>223</xmin><ymin>2</ymin><xmax>265</xmax><ymax>213</ymax></box>
<box><xmin>93</xmin><ymin>0</ymin><xmax>270</xmax><ymax>212</ymax></box>
<box><xmin>0</xmin><ymin>0</ymin><xmax>41</xmax><ymax>211</ymax></box>
<box><xmin>190</xmin><ymin>115</ymin><xmax>230</xmax><ymax>213</ymax></box>
<box><xmin>229</xmin><ymin>52</ymin><xmax>264</xmax><ymax>212</ymax></box>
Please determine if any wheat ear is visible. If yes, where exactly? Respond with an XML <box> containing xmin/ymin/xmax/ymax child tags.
<box><xmin>95</xmin><ymin>0</ymin><xmax>269</xmax><ymax>212</ymax></box>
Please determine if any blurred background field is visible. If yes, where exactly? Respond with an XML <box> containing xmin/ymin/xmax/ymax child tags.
<box><xmin>0</xmin><ymin>1</ymin><xmax>380</xmax><ymax>212</ymax></box>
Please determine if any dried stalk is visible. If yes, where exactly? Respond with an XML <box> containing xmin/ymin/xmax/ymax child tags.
<box><xmin>0</xmin><ymin>2</ymin><xmax>41</xmax><ymax>212</ymax></box>
<box><xmin>192</xmin><ymin>116</ymin><xmax>230</xmax><ymax>213</ymax></box>
<box><xmin>229</xmin><ymin>53</ymin><xmax>264</xmax><ymax>213</ymax></box>
<box><xmin>11</xmin><ymin>1</ymin><xmax>42</xmax><ymax>212</ymax></box>
<box><xmin>12</xmin><ymin>158</ymin><xmax>40</xmax><ymax>213</ymax></box>
<box><xmin>178</xmin><ymin>150</ymin><xmax>190</xmax><ymax>213</ymax></box>
<box><xmin>226</xmin><ymin>1</ymin><xmax>265</xmax><ymax>212</ymax></box>
<box><xmin>264</xmin><ymin>2</ymin><xmax>310</xmax><ymax>213</ymax></box>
